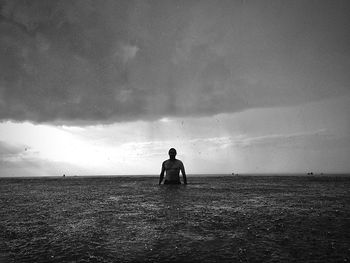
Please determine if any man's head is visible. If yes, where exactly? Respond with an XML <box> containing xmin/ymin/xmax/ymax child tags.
<box><xmin>168</xmin><ymin>148</ymin><xmax>177</xmax><ymax>160</ymax></box>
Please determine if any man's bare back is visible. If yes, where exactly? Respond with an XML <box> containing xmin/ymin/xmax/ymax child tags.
<box><xmin>159</xmin><ymin>148</ymin><xmax>187</xmax><ymax>185</ymax></box>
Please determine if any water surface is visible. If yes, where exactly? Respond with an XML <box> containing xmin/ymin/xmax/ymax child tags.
<box><xmin>1</xmin><ymin>175</ymin><xmax>349</xmax><ymax>262</ymax></box>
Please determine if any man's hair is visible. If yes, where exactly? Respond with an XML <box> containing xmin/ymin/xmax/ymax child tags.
<box><xmin>169</xmin><ymin>148</ymin><xmax>177</xmax><ymax>155</ymax></box>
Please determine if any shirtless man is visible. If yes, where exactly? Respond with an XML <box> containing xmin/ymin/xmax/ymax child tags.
<box><xmin>159</xmin><ymin>148</ymin><xmax>187</xmax><ymax>185</ymax></box>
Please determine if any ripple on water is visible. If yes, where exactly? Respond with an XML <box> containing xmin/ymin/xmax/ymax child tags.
<box><xmin>139</xmin><ymin>202</ymin><xmax>161</xmax><ymax>211</ymax></box>
<box><xmin>178</xmin><ymin>230</ymin><xmax>216</xmax><ymax>241</ymax></box>
<box><xmin>108</xmin><ymin>196</ymin><xmax>122</xmax><ymax>202</ymax></box>
<box><xmin>56</xmin><ymin>218</ymin><xmax>96</xmax><ymax>234</ymax></box>
<box><xmin>108</xmin><ymin>195</ymin><xmax>145</xmax><ymax>202</ymax></box>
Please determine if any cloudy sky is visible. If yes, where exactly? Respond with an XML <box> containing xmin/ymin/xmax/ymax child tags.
<box><xmin>0</xmin><ymin>0</ymin><xmax>349</xmax><ymax>176</ymax></box>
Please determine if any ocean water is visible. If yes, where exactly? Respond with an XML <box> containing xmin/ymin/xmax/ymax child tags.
<box><xmin>0</xmin><ymin>175</ymin><xmax>349</xmax><ymax>262</ymax></box>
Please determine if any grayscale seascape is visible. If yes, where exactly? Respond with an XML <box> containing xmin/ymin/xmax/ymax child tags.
<box><xmin>1</xmin><ymin>175</ymin><xmax>349</xmax><ymax>262</ymax></box>
<box><xmin>1</xmin><ymin>1</ymin><xmax>350</xmax><ymax>262</ymax></box>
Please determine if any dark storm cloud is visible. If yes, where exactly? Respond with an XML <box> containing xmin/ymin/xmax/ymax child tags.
<box><xmin>0</xmin><ymin>0</ymin><xmax>349</xmax><ymax>124</ymax></box>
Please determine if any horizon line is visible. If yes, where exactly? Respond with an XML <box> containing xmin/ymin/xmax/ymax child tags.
<box><xmin>1</xmin><ymin>172</ymin><xmax>349</xmax><ymax>178</ymax></box>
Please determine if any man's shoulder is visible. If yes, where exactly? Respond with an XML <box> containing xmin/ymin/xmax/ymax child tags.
<box><xmin>176</xmin><ymin>159</ymin><xmax>183</xmax><ymax>165</ymax></box>
<box><xmin>173</xmin><ymin>159</ymin><xmax>184</xmax><ymax>166</ymax></box>
<box><xmin>162</xmin><ymin>159</ymin><xmax>172</xmax><ymax>165</ymax></box>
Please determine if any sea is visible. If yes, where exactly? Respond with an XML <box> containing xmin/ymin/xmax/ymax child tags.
<box><xmin>0</xmin><ymin>175</ymin><xmax>349</xmax><ymax>262</ymax></box>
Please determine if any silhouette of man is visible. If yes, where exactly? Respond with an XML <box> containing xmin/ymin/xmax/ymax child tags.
<box><xmin>159</xmin><ymin>148</ymin><xmax>187</xmax><ymax>185</ymax></box>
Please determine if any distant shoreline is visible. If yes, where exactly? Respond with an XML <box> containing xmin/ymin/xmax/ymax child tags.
<box><xmin>0</xmin><ymin>173</ymin><xmax>349</xmax><ymax>179</ymax></box>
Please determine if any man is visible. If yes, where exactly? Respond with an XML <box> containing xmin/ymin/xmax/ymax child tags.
<box><xmin>159</xmin><ymin>148</ymin><xmax>187</xmax><ymax>185</ymax></box>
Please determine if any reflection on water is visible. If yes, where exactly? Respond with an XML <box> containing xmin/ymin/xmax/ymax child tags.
<box><xmin>0</xmin><ymin>176</ymin><xmax>349</xmax><ymax>262</ymax></box>
<box><xmin>159</xmin><ymin>184</ymin><xmax>186</xmax><ymax>207</ymax></box>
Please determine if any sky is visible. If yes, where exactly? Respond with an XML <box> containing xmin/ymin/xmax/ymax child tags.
<box><xmin>0</xmin><ymin>0</ymin><xmax>349</xmax><ymax>176</ymax></box>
